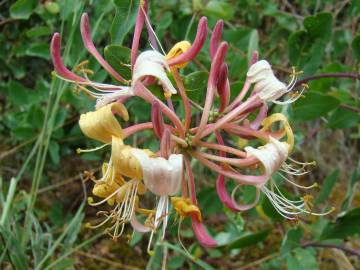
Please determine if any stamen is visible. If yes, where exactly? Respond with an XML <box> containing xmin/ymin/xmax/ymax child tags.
<box><xmin>76</xmin><ymin>143</ymin><xmax>110</xmax><ymax>154</ymax></box>
<box><xmin>141</xmin><ymin>6</ymin><xmax>166</xmax><ymax>55</ymax></box>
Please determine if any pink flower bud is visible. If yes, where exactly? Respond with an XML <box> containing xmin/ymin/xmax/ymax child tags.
<box><xmin>50</xmin><ymin>33</ymin><xmax>86</xmax><ymax>82</ymax></box>
<box><xmin>167</xmin><ymin>17</ymin><xmax>208</xmax><ymax>67</ymax></box>
<box><xmin>217</xmin><ymin>63</ymin><xmax>230</xmax><ymax>112</ymax></box>
<box><xmin>80</xmin><ymin>13</ymin><xmax>126</xmax><ymax>82</ymax></box>
<box><xmin>210</xmin><ymin>20</ymin><xmax>224</xmax><ymax>59</ymax></box>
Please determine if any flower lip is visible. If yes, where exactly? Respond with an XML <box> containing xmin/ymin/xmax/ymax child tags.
<box><xmin>245</xmin><ymin>137</ymin><xmax>289</xmax><ymax>179</ymax></box>
<box><xmin>133</xmin><ymin>50</ymin><xmax>177</xmax><ymax>94</ymax></box>
<box><xmin>131</xmin><ymin>149</ymin><xmax>183</xmax><ymax>196</ymax></box>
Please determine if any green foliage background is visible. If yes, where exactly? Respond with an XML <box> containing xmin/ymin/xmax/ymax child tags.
<box><xmin>0</xmin><ymin>0</ymin><xmax>359</xmax><ymax>269</ymax></box>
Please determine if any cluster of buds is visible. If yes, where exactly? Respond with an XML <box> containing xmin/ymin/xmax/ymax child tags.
<box><xmin>50</xmin><ymin>0</ymin><xmax>332</xmax><ymax>251</ymax></box>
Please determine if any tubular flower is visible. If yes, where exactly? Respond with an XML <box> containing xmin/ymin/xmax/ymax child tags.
<box><xmin>50</xmin><ymin>0</ymin><xmax>332</xmax><ymax>253</ymax></box>
<box><xmin>244</xmin><ymin>137</ymin><xmax>333</xmax><ymax>219</ymax></box>
<box><xmin>247</xmin><ymin>60</ymin><xmax>307</xmax><ymax>104</ymax></box>
<box><xmin>79</xmin><ymin>103</ymin><xmax>156</xmax><ymax>239</ymax></box>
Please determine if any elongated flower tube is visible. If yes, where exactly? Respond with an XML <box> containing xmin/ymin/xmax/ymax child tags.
<box><xmin>193</xmin><ymin>42</ymin><xmax>228</xmax><ymax>142</ymax></box>
<box><xmin>50</xmin><ymin>33</ymin><xmax>132</xmax><ymax>110</ymax></box>
<box><xmin>167</xmin><ymin>17</ymin><xmax>208</xmax><ymax>67</ymax></box>
<box><xmin>131</xmin><ymin>0</ymin><xmax>148</xmax><ymax>67</ymax></box>
<box><xmin>80</xmin><ymin>13</ymin><xmax>126</xmax><ymax>83</ymax></box>
<box><xmin>151</xmin><ymin>100</ymin><xmax>164</xmax><ymax>138</ymax></box>
<box><xmin>247</xmin><ymin>60</ymin><xmax>305</xmax><ymax>104</ymax></box>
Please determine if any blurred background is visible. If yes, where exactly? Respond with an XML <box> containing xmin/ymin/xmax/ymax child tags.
<box><xmin>0</xmin><ymin>0</ymin><xmax>359</xmax><ymax>269</ymax></box>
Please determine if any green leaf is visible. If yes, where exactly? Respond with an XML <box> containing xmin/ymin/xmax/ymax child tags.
<box><xmin>225</xmin><ymin>229</ymin><xmax>271</xmax><ymax>249</ymax></box>
<box><xmin>247</xmin><ymin>30</ymin><xmax>259</xmax><ymax>63</ymax></box>
<box><xmin>202</xmin><ymin>1</ymin><xmax>235</xmax><ymax>20</ymax></box>
<box><xmin>341</xmin><ymin>169</ymin><xmax>360</xmax><ymax>211</ymax></box>
<box><xmin>0</xmin><ymin>226</ymin><xmax>29</xmax><ymax>269</ymax></box>
<box><xmin>10</xmin><ymin>0</ymin><xmax>37</xmax><ymax>19</ymax></box>
<box><xmin>327</xmin><ymin>107</ymin><xmax>360</xmax><ymax>129</ymax></box>
<box><xmin>110</xmin><ymin>0</ymin><xmax>138</xmax><ymax>44</ymax></box>
<box><xmin>26</xmin><ymin>26</ymin><xmax>53</xmax><ymax>38</ymax></box>
<box><xmin>25</xmin><ymin>43</ymin><xmax>50</xmax><ymax>60</ymax></box>
<box><xmin>104</xmin><ymin>44</ymin><xmax>131</xmax><ymax>80</ymax></box>
<box><xmin>12</xmin><ymin>126</ymin><xmax>35</xmax><ymax>140</ymax></box>
<box><xmin>292</xmin><ymin>92</ymin><xmax>340</xmax><ymax>121</ymax></box>
<box><xmin>351</xmin><ymin>35</ymin><xmax>360</xmax><ymax>61</ymax></box>
<box><xmin>288</xmin><ymin>30</ymin><xmax>310</xmax><ymax>66</ymax></box>
<box><xmin>8</xmin><ymin>80</ymin><xmax>29</xmax><ymax>106</ymax></box>
<box><xmin>321</xmin><ymin>207</ymin><xmax>360</xmax><ymax>239</ymax></box>
<box><xmin>281</xmin><ymin>228</ymin><xmax>304</xmax><ymax>255</ymax></box>
<box><xmin>315</xmin><ymin>170</ymin><xmax>339</xmax><ymax>204</ymax></box>
<box><xmin>304</xmin><ymin>12</ymin><xmax>332</xmax><ymax>40</ymax></box>
<box><xmin>183</xmin><ymin>71</ymin><xmax>208</xmax><ymax>102</ymax></box>
<box><xmin>49</xmin><ymin>141</ymin><xmax>60</xmax><ymax>164</ymax></box>
<box><xmin>286</xmin><ymin>248</ymin><xmax>318</xmax><ymax>270</ymax></box>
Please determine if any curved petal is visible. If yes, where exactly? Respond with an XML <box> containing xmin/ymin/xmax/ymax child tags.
<box><xmin>191</xmin><ymin>216</ymin><xmax>217</xmax><ymax>248</ymax></box>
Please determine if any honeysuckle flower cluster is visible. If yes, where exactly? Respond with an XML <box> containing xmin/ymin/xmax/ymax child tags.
<box><xmin>50</xmin><ymin>0</ymin><xmax>333</xmax><ymax>251</ymax></box>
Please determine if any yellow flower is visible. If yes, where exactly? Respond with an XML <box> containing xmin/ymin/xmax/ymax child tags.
<box><xmin>166</xmin><ymin>41</ymin><xmax>191</xmax><ymax>68</ymax></box>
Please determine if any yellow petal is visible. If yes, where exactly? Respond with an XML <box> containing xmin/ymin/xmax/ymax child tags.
<box><xmin>166</xmin><ymin>41</ymin><xmax>191</xmax><ymax>68</ymax></box>
<box><xmin>171</xmin><ymin>197</ymin><xmax>202</xmax><ymax>221</ymax></box>
<box><xmin>111</xmin><ymin>136</ymin><xmax>155</xmax><ymax>180</ymax></box>
<box><xmin>260</xmin><ymin>113</ymin><xmax>294</xmax><ymax>152</ymax></box>
<box><xmin>101</xmin><ymin>162</ymin><xmax>125</xmax><ymax>186</ymax></box>
<box><xmin>79</xmin><ymin>102</ymin><xmax>129</xmax><ymax>143</ymax></box>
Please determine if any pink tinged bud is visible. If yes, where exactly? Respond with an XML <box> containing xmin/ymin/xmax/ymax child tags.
<box><xmin>191</xmin><ymin>216</ymin><xmax>217</xmax><ymax>248</ymax></box>
<box><xmin>208</xmin><ymin>42</ymin><xmax>228</xmax><ymax>88</ymax></box>
<box><xmin>249</xmin><ymin>50</ymin><xmax>259</xmax><ymax>66</ymax></box>
<box><xmin>160</xmin><ymin>128</ymin><xmax>171</xmax><ymax>158</ymax></box>
<box><xmin>80</xmin><ymin>13</ymin><xmax>126</xmax><ymax>83</ymax></box>
<box><xmin>151</xmin><ymin>100</ymin><xmax>164</xmax><ymax>138</ymax></box>
<box><xmin>217</xmin><ymin>63</ymin><xmax>230</xmax><ymax>112</ymax></box>
<box><xmin>216</xmin><ymin>175</ymin><xmax>261</xmax><ymax>211</ymax></box>
<box><xmin>50</xmin><ymin>33</ymin><xmax>86</xmax><ymax>82</ymax></box>
<box><xmin>131</xmin><ymin>0</ymin><xmax>148</xmax><ymax>67</ymax></box>
<box><xmin>210</xmin><ymin>20</ymin><xmax>224</xmax><ymax>59</ymax></box>
<box><xmin>194</xmin><ymin>42</ymin><xmax>228</xmax><ymax>142</ymax></box>
<box><xmin>167</xmin><ymin>17</ymin><xmax>208</xmax><ymax>67</ymax></box>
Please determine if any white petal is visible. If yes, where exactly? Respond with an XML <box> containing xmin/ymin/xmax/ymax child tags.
<box><xmin>131</xmin><ymin>149</ymin><xmax>183</xmax><ymax>196</ymax></box>
<box><xmin>133</xmin><ymin>50</ymin><xmax>177</xmax><ymax>94</ymax></box>
<box><xmin>245</xmin><ymin>137</ymin><xmax>288</xmax><ymax>177</ymax></box>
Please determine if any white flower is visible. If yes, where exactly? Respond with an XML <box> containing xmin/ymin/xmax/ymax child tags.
<box><xmin>245</xmin><ymin>137</ymin><xmax>331</xmax><ymax>219</ymax></box>
<box><xmin>132</xmin><ymin>149</ymin><xmax>183</xmax><ymax>244</ymax></box>
<box><xmin>247</xmin><ymin>60</ymin><xmax>304</xmax><ymax>104</ymax></box>
<box><xmin>133</xmin><ymin>50</ymin><xmax>177</xmax><ymax>95</ymax></box>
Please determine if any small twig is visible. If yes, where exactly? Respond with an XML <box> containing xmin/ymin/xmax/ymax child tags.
<box><xmin>76</xmin><ymin>250</ymin><xmax>141</xmax><ymax>270</ymax></box>
<box><xmin>234</xmin><ymin>252</ymin><xmax>280</xmax><ymax>269</ymax></box>
<box><xmin>340</xmin><ymin>103</ymin><xmax>360</xmax><ymax>114</ymax></box>
<box><xmin>295</xmin><ymin>72</ymin><xmax>360</xmax><ymax>87</ymax></box>
<box><xmin>302</xmin><ymin>242</ymin><xmax>360</xmax><ymax>259</ymax></box>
